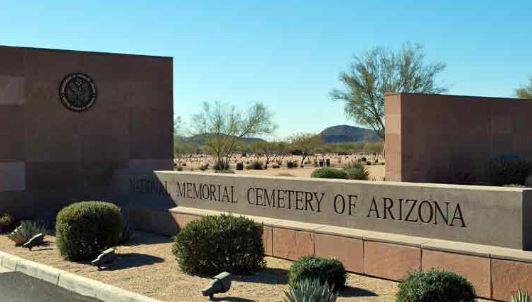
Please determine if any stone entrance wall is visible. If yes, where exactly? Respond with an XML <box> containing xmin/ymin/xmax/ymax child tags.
<box><xmin>0</xmin><ymin>46</ymin><xmax>173</xmax><ymax>217</ymax></box>
<box><xmin>385</xmin><ymin>93</ymin><xmax>532</xmax><ymax>184</ymax></box>
<box><xmin>118</xmin><ymin>171</ymin><xmax>532</xmax><ymax>250</ymax></box>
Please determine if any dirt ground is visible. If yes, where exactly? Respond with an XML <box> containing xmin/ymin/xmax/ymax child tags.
<box><xmin>0</xmin><ymin>231</ymin><xmax>492</xmax><ymax>302</ymax></box>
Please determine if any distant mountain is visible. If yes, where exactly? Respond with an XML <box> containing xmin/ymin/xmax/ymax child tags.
<box><xmin>319</xmin><ymin>125</ymin><xmax>380</xmax><ymax>143</ymax></box>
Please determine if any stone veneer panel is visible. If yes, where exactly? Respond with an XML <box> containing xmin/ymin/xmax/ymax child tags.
<box><xmin>491</xmin><ymin>259</ymin><xmax>532</xmax><ymax>301</ymax></box>
<box><xmin>314</xmin><ymin>233</ymin><xmax>364</xmax><ymax>273</ymax></box>
<box><xmin>0</xmin><ymin>162</ymin><xmax>25</xmax><ymax>192</ymax></box>
<box><xmin>364</xmin><ymin>241</ymin><xmax>421</xmax><ymax>281</ymax></box>
<box><xmin>262</xmin><ymin>226</ymin><xmax>273</xmax><ymax>256</ymax></box>
<box><xmin>422</xmin><ymin>250</ymin><xmax>491</xmax><ymax>298</ymax></box>
<box><xmin>0</xmin><ymin>76</ymin><xmax>24</xmax><ymax>105</ymax></box>
<box><xmin>272</xmin><ymin>227</ymin><xmax>314</xmax><ymax>260</ymax></box>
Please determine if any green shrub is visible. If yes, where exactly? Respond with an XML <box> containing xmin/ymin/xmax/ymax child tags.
<box><xmin>213</xmin><ymin>160</ymin><xmax>230</xmax><ymax>171</ymax></box>
<box><xmin>284</xmin><ymin>279</ymin><xmax>338</xmax><ymax>302</ymax></box>
<box><xmin>0</xmin><ymin>213</ymin><xmax>14</xmax><ymax>233</ymax></box>
<box><xmin>172</xmin><ymin>214</ymin><xmax>265</xmax><ymax>276</ymax></box>
<box><xmin>488</xmin><ymin>155</ymin><xmax>532</xmax><ymax>186</ymax></box>
<box><xmin>343</xmin><ymin>162</ymin><xmax>369</xmax><ymax>180</ymax></box>
<box><xmin>7</xmin><ymin>220</ymin><xmax>48</xmax><ymax>246</ymax></box>
<box><xmin>56</xmin><ymin>201</ymin><xmax>123</xmax><ymax>261</ymax></box>
<box><xmin>236</xmin><ymin>162</ymin><xmax>244</xmax><ymax>170</ymax></box>
<box><xmin>511</xmin><ymin>290</ymin><xmax>532</xmax><ymax>302</ymax></box>
<box><xmin>396</xmin><ymin>269</ymin><xmax>476</xmax><ymax>302</ymax></box>
<box><xmin>311</xmin><ymin>168</ymin><xmax>348</xmax><ymax>179</ymax></box>
<box><xmin>288</xmin><ymin>256</ymin><xmax>346</xmax><ymax>290</ymax></box>
<box><xmin>246</xmin><ymin>160</ymin><xmax>264</xmax><ymax>170</ymax></box>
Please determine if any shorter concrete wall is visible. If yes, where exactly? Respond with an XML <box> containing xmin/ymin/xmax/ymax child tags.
<box><xmin>118</xmin><ymin>171</ymin><xmax>532</xmax><ymax>250</ymax></box>
<box><xmin>127</xmin><ymin>206</ymin><xmax>532</xmax><ymax>302</ymax></box>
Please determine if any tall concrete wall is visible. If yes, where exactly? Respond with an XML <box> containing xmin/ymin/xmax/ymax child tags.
<box><xmin>385</xmin><ymin>93</ymin><xmax>532</xmax><ymax>183</ymax></box>
<box><xmin>0</xmin><ymin>46</ymin><xmax>173</xmax><ymax>217</ymax></box>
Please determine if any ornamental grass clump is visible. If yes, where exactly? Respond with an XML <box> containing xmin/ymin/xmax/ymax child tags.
<box><xmin>56</xmin><ymin>201</ymin><xmax>123</xmax><ymax>261</ymax></box>
<box><xmin>7</xmin><ymin>220</ymin><xmax>47</xmax><ymax>246</ymax></box>
<box><xmin>511</xmin><ymin>290</ymin><xmax>532</xmax><ymax>302</ymax></box>
<box><xmin>311</xmin><ymin>168</ymin><xmax>348</xmax><ymax>179</ymax></box>
<box><xmin>396</xmin><ymin>269</ymin><xmax>476</xmax><ymax>302</ymax></box>
<box><xmin>343</xmin><ymin>161</ymin><xmax>369</xmax><ymax>180</ymax></box>
<box><xmin>288</xmin><ymin>256</ymin><xmax>346</xmax><ymax>291</ymax></box>
<box><xmin>172</xmin><ymin>214</ymin><xmax>265</xmax><ymax>276</ymax></box>
<box><xmin>284</xmin><ymin>279</ymin><xmax>338</xmax><ymax>302</ymax></box>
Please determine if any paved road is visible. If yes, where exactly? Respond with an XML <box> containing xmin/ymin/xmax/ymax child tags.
<box><xmin>0</xmin><ymin>272</ymin><xmax>101</xmax><ymax>302</ymax></box>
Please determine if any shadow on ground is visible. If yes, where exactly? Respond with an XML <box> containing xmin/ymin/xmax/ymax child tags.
<box><xmin>120</xmin><ymin>231</ymin><xmax>172</xmax><ymax>246</ymax></box>
<box><xmin>339</xmin><ymin>286</ymin><xmax>378</xmax><ymax>298</ymax></box>
<box><xmin>232</xmin><ymin>267</ymin><xmax>288</xmax><ymax>285</ymax></box>
<box><xmin>103</xmin><ymin>253</ymin><xmax>165</xmax><ymax>270</ymax></box>
<box><xmin>211</xmin><ymin>297</ymin><xmax>255</xmax><ymax>302</ymax></box>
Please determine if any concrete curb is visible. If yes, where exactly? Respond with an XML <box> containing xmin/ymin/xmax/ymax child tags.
<box><xmin>0</xmin><ymin>251</ymin><xmax>161</xmax><ymax>302</ymax></box>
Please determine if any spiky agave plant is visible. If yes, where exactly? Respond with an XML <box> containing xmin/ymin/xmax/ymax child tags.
<box><xmin>283</xmin><ymin>279</ymin><xmax>338</xmax><ymax>302</ymax></box>
<box><xmin>7</xmin><ymin>220</ymin><xmax>47</xmax><ymax>246</ymax></box>
<box><xmin>511</xmin><ymin>290</ymin><xmax>532</xmax><ymax>302</ymax></box>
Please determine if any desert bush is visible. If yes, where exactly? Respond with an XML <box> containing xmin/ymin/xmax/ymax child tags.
<box><xmin>236</xmin><ymin>162</ymin><xmax>244</xmax><ymax>170</ymax></box>
<box><xmin>213</xmin><ymin>160</ymin><xmax>229</xmax><ymax>171</ymax></box>
<box><xmin>396</xmin><ymin>269</ymin><xmax>476</xmax><ymax>302</ymax></box>
<box><xmin>172</xmin><ymin>214</ymin><xmax>265</xmax><ymax>276</ymax></box>
<box><xmin>246</xmin><ymin>160</ymin><xmax>264</xmax><ymax>170</ymax></box>
<box><xmin>311</xmin><ymin>168</ymin><xmax>348</xmax><ymax>179</ymax></box>
<box><xmin>272</xmin><ymin>164</ymin><xmax>280</xmax><ymax>169</ymax></box>
<box><xmin>511</xmin><ymin>290</ymin><xmax>532</xmax><ymax>302</ymax></box>
<box><xmin>56</xmin><ymin>201</ymin><xmax>123</xmax><ymax>261</ymax></box>
<box><xmin>284</xmin><ymin>279</ymin><xmax>338</xmax><ymax>302</ymax></box>
<box><xmin>7</xmin><ymin>220</ymin><xmax>48</xmax><ymax>246</ymax></box>
<box><xmin>488</xmin><ymin>155</ymin><xmax>532</xmax><ymax>186</ymax></box>
<box><xmin>288</xmin><ymin>256</ymin><xmax>346</xmax><ymax>290</ymax></box>
<box><xmin>343</xmin><ymin>162</ymin><xmax>369</xmax><ymax>180</ymax></box>
<box><xmin>0</xmin><ymin>213</ymin><xmax>14</xmax><ymax>233</ymax></box>
<box><xmin>287</xmin><ymin>161</ymin><xmax>295</xmax><ymax>169</ymax></box>
<box><xmin>176</xmin><ymin>166</ymin><xmax>184</xmax><ymax>171</ymax></box>
<box><xmin>199</xmin><ymin>163</ymin><xmax>210</xmax><ymax>171</ymax></box>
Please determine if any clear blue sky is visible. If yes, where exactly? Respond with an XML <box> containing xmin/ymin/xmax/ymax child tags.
<box><xmin>1</xmin><ymin>1</ymin><xmax>531</xmax><ymax>138</ymax></box>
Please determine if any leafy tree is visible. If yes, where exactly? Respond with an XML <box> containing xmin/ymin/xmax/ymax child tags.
<box><xmin>516</xmin><ymin>77</ymin><xmax>532</xmax><ymax>99</ymax></box>
<box><xmin>191</xmin><ymin>101</ymin><xmax>276</xmax><ymax>169</ymax></box>
<box><xmin>289</xmin><ymin>133</ymin><xmax>322</xmax><ymax>166</ymax></box>
<box><xmin>330</xmin><ymin>43</ymin><xmax>447</xmax><ymax>138</ymax></box>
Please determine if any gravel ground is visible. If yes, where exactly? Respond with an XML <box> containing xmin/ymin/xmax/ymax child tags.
<box><xmin>0</xmin><ymin>231</ymin><xmax>490</xmax><ymax>302</ymax></box>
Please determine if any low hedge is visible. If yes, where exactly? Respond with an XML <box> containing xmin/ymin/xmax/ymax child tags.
<box><xmin>288</xmin><ymin>256</ymin><xmax>346</xmax><ymax>290</ymax></box>
<box><xmin>311</xmin><ymin>168</ymin><xmax>348</xmax><ymax>179</ymax></box>
<box><xmin>396</xmin><ymin>269</ymin><xmax>476</xmax><ymax>302</ymax></box>
<box><xmin>56</xmin><ymin>201</ymin><xmax>123</xmax><ymax>261</ymax></box>
<box><xmin>172</xmin><ymin>214</ymin><xmax>265</xmax><ymax>276</ymax></box>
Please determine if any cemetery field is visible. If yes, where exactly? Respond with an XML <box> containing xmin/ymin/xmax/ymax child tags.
<box><xmin>0</xmin><ymin>230</ymin><xmax>487</xmax><ymax>302</ymax></box>
<box><xmin>232</xmin><ymin>164</ymin><xmax>386</xmax><ymax>180</ymax></box>
<box><xmin>176</xmin><ymin>153</ymin><xmax>386</xmax><ymax>180</ymax></box>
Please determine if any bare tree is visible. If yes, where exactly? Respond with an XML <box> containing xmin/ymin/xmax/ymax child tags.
<box><xmin>289</xmin><ymin>133</ymin><xmax>322</xmax><ymax>166</ymax></box>
<box><xmin>330</xmin><ymin>42</ymin><xmax>447</xmax><ymax>139</ymax></box>
<box><xmin>191</xmin><ymin>101</ymin><xmax>276</xmax><ymax>170</ymax></box>
<box><xmin>516</xmin><ymin>77</ymin><xmax>532</xmax><ymax>99</ymax></box>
